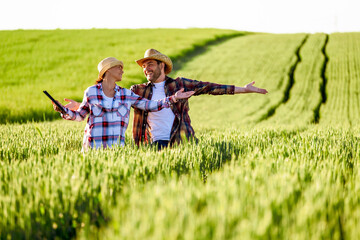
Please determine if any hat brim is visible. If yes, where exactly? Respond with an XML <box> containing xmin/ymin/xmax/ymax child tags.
<box><xmin>99</xmin><ymin>61</ymin><xmax>123</xmax><ymax>78</ymax></box>
<box><xmin>136</xmin><ymin>54</ymin><xmax>172</xmax><ymax>75</ymax></box>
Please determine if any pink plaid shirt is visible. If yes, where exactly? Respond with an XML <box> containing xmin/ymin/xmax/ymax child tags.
<box><xmin>62</xmin><ymin>83</ymin><xmax>172</xmax><ymax>150</ymax></box>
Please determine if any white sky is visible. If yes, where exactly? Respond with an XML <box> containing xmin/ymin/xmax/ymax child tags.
<box><xmin>0</xmin><ymin>0</ymin><xmax>359</xmax><ymax>33</ymax></box>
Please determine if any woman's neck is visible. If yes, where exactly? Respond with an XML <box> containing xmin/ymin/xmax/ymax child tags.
<box><xmin>102</xmin><ymin>78</ymin><xmax>116</xmax><ymax>98</ymax></box>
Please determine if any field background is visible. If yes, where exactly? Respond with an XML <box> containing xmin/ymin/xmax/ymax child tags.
<box><xmin>1</xmin><ymin>29</ymin><xmax>360</xmax><ymax>239</ymax></box>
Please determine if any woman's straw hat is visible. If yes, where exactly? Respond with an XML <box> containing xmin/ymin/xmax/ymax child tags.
<box><xmin>135</xmin><ymin>49</ymin><xmax>173</xmax><ymax>75</ymax></box>
<box><xmin>98</xmin><ymin>57</ymin><xmax>123</xmax><ymax>78</ymax></box>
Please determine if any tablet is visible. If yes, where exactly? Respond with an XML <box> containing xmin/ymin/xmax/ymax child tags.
<box><xmin>43</xmin><ymin>90</ymin><xmax>66</xmax><ymax>114</ymax></box>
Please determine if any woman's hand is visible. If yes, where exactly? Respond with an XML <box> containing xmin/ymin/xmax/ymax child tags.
<box><xmin>174</xmin><ymin>88</ymin><xmax>195</xmax><ymax>100</ymax></box>
<box><xmin>63</xmin><ymin>98</ymin><xmax>81</xmax><ymax>111</ymax></box>
<box><xmin>52</xmin><ymin>100</ymin><xmax>65</xmax><ymax>113</ymax></box>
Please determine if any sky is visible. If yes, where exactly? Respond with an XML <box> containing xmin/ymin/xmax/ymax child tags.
<box><xmin>0</xmin><ymin>0</ymin><xmax>359</xmax><ymax>33</ymax></box>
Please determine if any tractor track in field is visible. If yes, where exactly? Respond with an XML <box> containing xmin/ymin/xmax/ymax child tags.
<box><xmin>312</xmin><ymin>34</ymin><xmax>329</xmax><ymax>124</ymax></box>
<box><xmin>258</xmin><ymin>35</ymin><xmax>309</xmax><ymax>122</ymax></box>
<box><xmin>171</xmin><ymin>32</ymin><xmax>246</xmax><ymax>72</ymax></box>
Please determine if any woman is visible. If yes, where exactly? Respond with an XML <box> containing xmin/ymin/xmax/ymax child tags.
<box><xmin>53</xmin><ymin>57</ymin><xmax>194</xmax><ymax>151</ymax></box>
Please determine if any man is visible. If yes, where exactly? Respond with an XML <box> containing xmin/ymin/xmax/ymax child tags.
<box><xmin>64</xmin><ymin>49</ymin><xmax>268</xmax><ymax>149</ymax></box>
<box><xmin>131</xmin><ymin>49</ymin><xmax>267</xmax><ymax>149</ymax></box>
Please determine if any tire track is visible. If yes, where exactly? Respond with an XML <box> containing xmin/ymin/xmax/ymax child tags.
<box><xmin>258</xmin><ymin>35</ymin><xmax>309</xmax><ymax>122</ymax></box>
<box><xmin>171</xmin><ymin>32</ymin><xmax>246</xmax><ymax>72</ymax></box>
<box><xmin>312</xmin><ymin>34</ymin><xmax>329</xmax><ymax>124</ymax></box>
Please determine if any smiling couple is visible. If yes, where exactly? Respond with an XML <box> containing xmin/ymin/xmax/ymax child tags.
<box><xmin>53</xmin><ymin>49</ymin><xmax>268</xmax><ymax>151</ymax></box>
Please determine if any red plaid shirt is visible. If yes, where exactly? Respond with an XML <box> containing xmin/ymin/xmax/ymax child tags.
<box><xmin>130</xmin><ymin>76</ymin><xmax>235</xmax><ymax>146</ymax></box>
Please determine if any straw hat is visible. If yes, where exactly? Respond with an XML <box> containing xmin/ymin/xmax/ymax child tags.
<box><xmin>135</xmin><ymin>49</ymin><xmax>173</xmax><ymax>75</ymax></box>
<box><xmin>98</xmin><ymin>57</ymin><xmax>124</xmax><ymax>78</ymax></box>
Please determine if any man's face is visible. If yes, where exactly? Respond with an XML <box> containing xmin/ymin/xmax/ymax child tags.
<box><xmin>142</xmin><ymin>60</ymin><xmax>163</xmax><ymax>82</ymax></box>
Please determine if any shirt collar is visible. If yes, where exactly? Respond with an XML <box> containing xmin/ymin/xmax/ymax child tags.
<box><xmin>146</xmin><ymin>76</ymin><xmax>173</xmax><ymax>87</ymax></box>
<box><xmin>96</xmin><ymin>82</ymin><xmax>121</xmax><ymax>92</ymax></box>
<box><xmin>146</xmin><ymin>81</ymin><xmax>154</xmax><ymax>87</ymax></box>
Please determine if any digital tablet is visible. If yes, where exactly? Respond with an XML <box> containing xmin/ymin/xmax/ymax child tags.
<box><xmin>43</xmin><ymin>90</ymin><xmax>66</xmax><ymax>114</ymax></box>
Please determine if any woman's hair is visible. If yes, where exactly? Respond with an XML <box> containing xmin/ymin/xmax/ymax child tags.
<box><xmin>95</xmin><ymin>74</ymin><xmax>104</xmax><ymax>84</ymax></box>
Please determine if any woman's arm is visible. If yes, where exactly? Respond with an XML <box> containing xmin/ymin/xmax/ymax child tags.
<box><xmin>52</xmin><ymin>92</ymin><xmax>90</xmax><ymax>121</ymax></box>
<box><xmin>131</xmin><ymin>88</ymin><xmax>194</xmax><ymax>111</ymax></box>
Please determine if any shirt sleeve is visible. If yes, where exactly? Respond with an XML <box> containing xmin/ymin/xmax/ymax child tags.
<box><xmin>61</xmin><ymin>91</ymin><xmax>90</xmax><ymax>121</ymax></box>
<box><xmin>181</xmin><ymin>78</ymin><xmax>235</xmax><ymax>96</ymax></box>
<box><xmin>129</xmin><ymin>91</ymin><xmax>171</xmax><ymax>112</ymax></box>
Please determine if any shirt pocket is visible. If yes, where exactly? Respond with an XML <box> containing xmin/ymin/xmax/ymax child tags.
<box><xmin>116</xmin><ymin>102</ymin><xmax>130</xmax><ymax>118</ymax></box>
<box><xmin>91</xmin><ymin>104</ymin><xmax>104</xmax><ymax>117</ymax></box>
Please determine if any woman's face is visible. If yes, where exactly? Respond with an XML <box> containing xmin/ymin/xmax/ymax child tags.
<box><xmin>106</xmin><ymin>65</ymin><xmax>124</xmax><ymax>82</ymax></box>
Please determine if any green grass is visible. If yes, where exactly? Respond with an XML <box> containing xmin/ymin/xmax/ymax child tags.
<box><xmin>0</xmin><ymin>28</ymin><xmax>241</xmax><ymax>124</ymax></box>
<box><xmin>1</xmin><ymin>123</ymin><xmax>360</xmax><ymax>239</ymax></box>
<box><xmin>1</xmin><ymin>29</ymin><xmax>360</xmax><ymax>239</ymax></box>
<box><xmin>98</xmin><ymin>128</ymin><xmax>360</xmax><ymax>239</ymax></box>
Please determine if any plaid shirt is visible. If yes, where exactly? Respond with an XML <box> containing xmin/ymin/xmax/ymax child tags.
<box><xmin>130</xmin><ymin>76</ymin><xmax>235</xmax><ymax>146</ymax></box>
<box><xmin>62</xmin><ymin>83</ymin><xmax>171</xmax><ymax>150</ymax></box>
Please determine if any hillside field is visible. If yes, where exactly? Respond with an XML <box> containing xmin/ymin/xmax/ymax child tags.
<box><xmin>1</xmin><ymin>29</ymin><xmax>360</xmax><ymax>239</ymax></box>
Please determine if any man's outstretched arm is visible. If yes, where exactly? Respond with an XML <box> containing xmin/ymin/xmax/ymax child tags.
<box><xmin>181</xmin><ymin>78</ymin><xmax>267</xmax><ymax>96</ymax></box>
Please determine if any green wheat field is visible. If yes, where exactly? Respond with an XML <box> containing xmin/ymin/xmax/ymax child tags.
<box><xmin>1</xmin><ymin>29</ymin><xmax>360</xmax><ymax>239</ymax></box>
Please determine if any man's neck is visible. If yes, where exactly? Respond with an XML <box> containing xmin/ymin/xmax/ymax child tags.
<box><xmin>152</xmin><ymin>74</ymin><xmax>166</xmax><ymax>83</ymax></box>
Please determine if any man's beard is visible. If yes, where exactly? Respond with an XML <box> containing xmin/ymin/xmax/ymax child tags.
<box><xmin>147</xmin><ymin>65</ymin><xmax>162</xmax><ymax>82</ymax></box>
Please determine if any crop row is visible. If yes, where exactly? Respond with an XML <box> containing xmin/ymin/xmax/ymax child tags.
<box><xmin>263</xmin><ymin>32</ymin><xmax>360</xmax><ymax>127</ymax></box>
<box><xmin>184</xmin><ymin>33</ymin><xmax>307</xmax><ymax>129</ymax></box>
<box><xmin>186</xmin><ymin>32</ymin><xmax>360</xmax><ymax>128</ymax></box>
<box><xmin>262</xmin><ymin>33</ymin><xmax>327</xmax><ymax>126</ymax></box>
<box><xmin>319</xmin><ymin>32</ymin><xmax>360</xmax><ymax>126</ymax></box>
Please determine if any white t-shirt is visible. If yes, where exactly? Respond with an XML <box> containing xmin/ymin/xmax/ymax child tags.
<box><xmin>102</xmin><ymin>92</ymin><xmax>116</xmax><ymax>131</ymax></box>
<box><xmin>102</xmin><ymin>92</ymin><xmax>113</xmax><ymax>109</ymax></box>
<box><xmin>147</xmin><ymin>81</ymin><xmax>175</xmax><ymax>141</ymax></box>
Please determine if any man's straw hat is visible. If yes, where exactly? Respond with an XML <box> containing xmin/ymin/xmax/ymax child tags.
<box><xmin>135</xmin><ymin>49</ymin><xmax>173</xmax><ymax>75</ymax></box>
<box><xmin>98</xmin><ymin>57</ymin><xmax>123</xmax><ymax>78</ymax></box>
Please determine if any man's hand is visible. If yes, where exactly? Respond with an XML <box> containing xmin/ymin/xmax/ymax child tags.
<box><xmin>64</xmin><ymin>98</ymin><xmax>81</xmax><ymax>111</ymax></box>
<box><xmin>174</xmin><ymin>88</ymin><xmax>195</xmax><ymax>100</ymax></box>
<box><xmin>244</xmin><ymin>81</ymin><xmax>268</xmax><ymax>94</ymax></box>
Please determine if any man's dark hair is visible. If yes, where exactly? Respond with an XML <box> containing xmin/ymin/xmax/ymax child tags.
<box><xmin>155</xmin><ymin>60</ymin><xmax>167</xmax><ymax>73</ymax></box>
